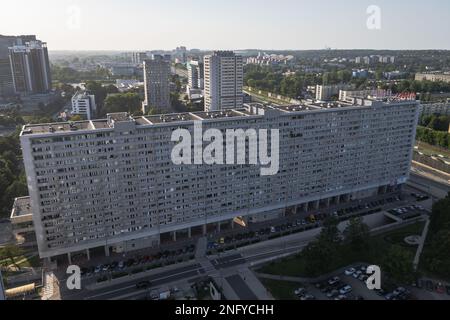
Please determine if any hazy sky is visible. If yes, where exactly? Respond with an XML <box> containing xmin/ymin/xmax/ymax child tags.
<box><xmin>1</xmin><ymin>0</ymin><xmax>450</xmax><ymax>51</ymax></box>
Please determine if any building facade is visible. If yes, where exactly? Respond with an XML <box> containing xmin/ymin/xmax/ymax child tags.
<box><xmin>0</xmin><ymin>35</ymin><xmax>37</xmax><ymax>97</ymax></box>
<box><xmin>71</xmin><ymin>91</ymin><xmax>97</xmax><ymax>120</ymax></box>
<box><xmin>316</xmin><ymin>84</ymin><xmax>352</xmax><ymax>101</ymax></box>
<box><xmin>204</xmin><ymin>51</ymin><xmax>243</xmax><ymax>111</ymax></box>
<box><xmin>20</xmin><ymin>97</ymin><xmax>419</xmax><ymax>260</ymax></box>
<box><xmin>8</xmin><ymin>40</ymin><xmax>51</xmax><ymax>95</ymax></box>
<box><xmin>415</xmin><ymin>72</ymin><xmax>450</xmax><ymax>83</ymax></box>
<box><xmin>187</xmin><ymin>59</ymin><xmax>204</xmax><ymax>90</ymax></box>
<box><xmin>142</xmin><ymin>55</ymin><xmax>171</xmax><ymax>114</ymax></box>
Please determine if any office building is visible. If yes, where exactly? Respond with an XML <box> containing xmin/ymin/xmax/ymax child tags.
<box><xmin>187</xmin><ymin>59</ymin><xmax>204</xmax><ymax>90</ymax></box>
<box><xmin>71</xmin><ymin>91</ymin><xmax>96</xmax><ymax>120</ymax></box>
<box><xmin>204</xmin><ymin>51</ymin><xmax>243</xmax><ymax>111</ymax></box>
<box><xmin>19</xmin><ymin>95</ymin><xmax>419</xmax><ymax>261</ymax></box>
<box><xmin>142</xmin><ymin>55</ymin><xmax>171</xmax><ymax>114</ymax></box>
<box><xmin>9</xmin><ymin>40</ymin><xmax>51</xmax><ymax>95</ymax></box>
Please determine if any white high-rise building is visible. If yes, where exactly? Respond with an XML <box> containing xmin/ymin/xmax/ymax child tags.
<box><xmin>19</xmin><ymin>95</ymin><xmax>419</xmax><ymax>260</ymax></box>
<box><xmin>204</xmin><ymin>51</ymin><xmax>243</xmax><ymax>111</ymax></box>
<box><xmin>71</xmin><ymin>91</ymin><xmax>96</xmax><ymax>120</ymax></box>
<box><xmin>142</xmin><ymin>55</ymin><xmax>171</xmax><ymax>114</ymax></box>
<box><xmin>187</xmin><ymin>60</ymin><xmax>204</xmax><ymax>90</ymax></box>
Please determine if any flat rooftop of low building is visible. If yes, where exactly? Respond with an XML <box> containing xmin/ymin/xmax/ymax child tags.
<box><xmin>11</xmin><ymin>197</ymin><xmax>32</xmax><ymax>218</ymax></box>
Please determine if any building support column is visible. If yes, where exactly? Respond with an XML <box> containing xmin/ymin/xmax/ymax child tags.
<box><xmin>105</xmin><ymin>245</ymin><xmax>110</xmax><ymax>257</ymax></box>
<box><xmin>67</xmin><ymin>252</ymin><xmax>72</xmax><ymax>265</ymax></box>
<box><xmin>188</xmin><ymin>227</ymin><xmax>192</xmax><ymax>239</ymax></box>
<box><xmin>314</xmin><ymin>200</ymin><xmax>320</xmax><ymax>210</ymax></box>
<box><xmin>217</xmin><ymin>222</ymin><xmax>221</xmax><ymax>233</ymax></box>
<box><xmin>231</xmin><ymin>220</ymin><xmax>235</xmax><ymax>230</ymax></box>
<box><xmin>202</xmin><ymin>224</ymin><xmax>207</xmax><ymax>236</ymax></box>
<box><xmin>335</xmin><ymin>196</ymin><xmax>340</xmax><ymax>205</ymax></box>
<box><xmin>86</xmin><ymin>249</ymin><xmax>90</xmax><ymax>261</ymax></box>
<box><xmin>326</xmin><ymin>198</ymin><xmax>331</xmax><ymax>208</ymax></box>
<box><xmin>172</xmin><ymin>231</ymin><xmax>177</xmax><ymax>242</ymax></box>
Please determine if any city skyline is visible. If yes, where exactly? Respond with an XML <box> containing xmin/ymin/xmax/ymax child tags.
<box><xmin>1</xmin><ymin>0</ymin><xmax>450</xmax><ymax>51</ymax></box>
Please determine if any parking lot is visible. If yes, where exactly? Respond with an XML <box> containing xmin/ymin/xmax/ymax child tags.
<box><xmin>288</xmin><ymin>264</ymin><xmax>416</xmax><ymax>301</ymax></box>
<box><xmin>207</xmin><ymin>194</ymin><xmax>425</xmax><ymax>255</ymax></box>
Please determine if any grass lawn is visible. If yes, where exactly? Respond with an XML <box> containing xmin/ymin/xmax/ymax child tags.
<box><xmin>259</xmin><ymin>221</ymin><xmax>426</xmax><ymax>278</ymax></box>
<box><xmin>416</xmin><ymin>141</ymin><xmax>450</xmax><ymax>158</ymax></box>
<box><xmin>259</xmin><ymin>278</ymin><xmax>301</xmax><ymax>300</ymax></box>
<box><xmin>0</xmin><ymin>254</ymin><xmax>42</xmax><ymax>269</ymax></box>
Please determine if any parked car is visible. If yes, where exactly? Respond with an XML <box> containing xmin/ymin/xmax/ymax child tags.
<box><xmin>328</xmin><ymin>276</ymin><xmax>340</xmax><ymax>286</ymax></box>
<box><xmin>118</xmin><ymin>261</ymin><xmax>125</xmax><ymax>269</ymax></box>
<box><xmin>94</xmin><ymin>265</ymin><xmax>102</xmax><ymax>273</ymax></box>
<box><xmin>436</xmin><ymin>283</ymin><xmax>446</xmax><ymax>294</ymax></box>
<box><xmin>294</xmin><ymin>288</ymin><xmax>306</xmax><ymax>296</ymax></box>
<box><xmin>352</xmin><ymin>270</ymin><xmax>362</xmax><ymax>279</ymax></box>
<box><xmin>340</xmin><ymin>285</ymin><xmax>352</xmax><ymax>295</ymax></box>
<box><xmin>344</xmin><ymin>268</ymin><xmax>356</xmax><ymax>276</ymax></box>
<box><xmin>300</xmin><ymin>294</ymin><xmax>315</xmax><ymax>300</ymax></box>
<box><xmin>327</xmin><ymin>289</ymin><xmax>339</xmax><ymax>298</ymax></box>
<box><xmin>136</xmin><ymin>280</ymin><xmax>151</xmax><ymax>289</ymax></box>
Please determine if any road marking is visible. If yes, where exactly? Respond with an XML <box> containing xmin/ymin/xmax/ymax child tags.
<box><xmin>84</xmin><ymin>267</ymin><xmax>202</xmax><ymax>299</ymax></box>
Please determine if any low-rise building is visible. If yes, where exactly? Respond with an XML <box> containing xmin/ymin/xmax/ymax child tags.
<box><xmin>415</xmin><ymin>72</ymin><xmax>450</xmax><ymax>83</ymax></box>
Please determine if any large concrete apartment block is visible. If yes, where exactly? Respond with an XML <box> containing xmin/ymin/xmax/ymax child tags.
<box><xmin>19</xmin><ymin>97</ymin><xmax>419</xmax><ymax>259</ymax></box>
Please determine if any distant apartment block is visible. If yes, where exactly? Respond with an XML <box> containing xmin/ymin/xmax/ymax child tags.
<box><xmin>187</xmin><ymin>59</ymin><xmax>204</xmax><ymax>90</ymax></box>
<box><xmin>419</xmin><ymin>102</ymin><xmax>450</xmax><ymax>116</ymax></box>
<box><xmin>316</xmin><ymin>84</ymin><xmax>352</xmax><ymax>101</ymax></box>
<box><xmin>142</xmin><ymin>55</ymin><xmax>171</xmax><ymax>114</ymax></box>
<box><xmin>131</xmin><ymin>52</ymin><xmax>148</xmax><ymax>64</ymax></box>
<box><xmin>8</xmin><ymin>40</ymin><xmax>51</xmax><ymax>95</ymax></box>
<box><xmin>71</xmin><ymin>91</ymin><xmax>96</xmax><ymax>120</ymax></box>
<box><xmin>415</xmin><ymin>72</ymin><xmax>450</xmax><ymax>83</ymax></box>
<box><xmin>204</xmin><ymin>51</ymin><xmax>243</xmax><ymax>111</ymax></box>
<box><xmin>0</xmin><ymin>35</ymin><xmax>37</xmax><ymax>97</ymax></box>
<box><xmin>19</xmin><ymin>96</ymin><xmax>419</xmax><ymax>260</ymax></box>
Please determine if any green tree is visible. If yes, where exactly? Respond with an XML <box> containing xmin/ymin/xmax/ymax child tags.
<box><xmin>102</xmin><ymin>93</ymin><xmax>142</xmax><ymax>116</ymax></box>
<box><xmin>382</xmin><ymin>245</ymin><xmax>415</xmax><ymax>284</ymax></box>
<box><xmin>343</xmin><ymin>217</ymin><xmax>370</xmax><ymax>252</ymax></box>
<box><xmin>320</xmin><ymin>216</ymin><xmax>341</xmax><ymax>243</ymax></box>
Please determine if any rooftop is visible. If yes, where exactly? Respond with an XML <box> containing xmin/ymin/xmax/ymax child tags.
<box><xmin>10</xmin><ymin>197</ymin><xmax>32</xmax><ymax>221</ymax></box>
<box><xmin>21</xmin><ymin>98</ymin><xmax>418</xmax><ymax>136</ymax></box>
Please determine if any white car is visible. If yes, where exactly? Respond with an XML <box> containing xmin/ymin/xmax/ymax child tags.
<box><xmin>294</xmin><ymin>288</ymin><xmax>306</xmax><ymax>296</ymax></box>
<box><xmin>328</xmin><ymin>276</ymin><xmax>340</xmax><ymax>285</ymax></box>
<box><xmin>344</xmin><ymin>268</ymin><xmax>356</xmax><ymax>276</ymax></box>
<box><xmin>340</xmin><ymin>285</ymin><xmax>352</xmax><ymax>295</ymax></box>
<box><xmin>352</xmin><ymin>270</ymin><xmax>362</xmax><ymax>278</ymax></box>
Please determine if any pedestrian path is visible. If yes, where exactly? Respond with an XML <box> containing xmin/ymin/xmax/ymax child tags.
<box><xmin>413</xmin><ymin>217</ymin><xmax>430</xmax><ymax>270</ymax></box>
<box><xmin>195</xmin><ymin>237</ymin><xmax>207</xmax><ymax>259</ymax></box>
<box><xmin>42</xmin><ymin>272</ymin><xmax>57</xmax><ymax>300</ymax></box>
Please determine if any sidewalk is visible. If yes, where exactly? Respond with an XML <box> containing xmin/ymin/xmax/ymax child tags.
<box><xmin>239</xmin><ymin>268</ymin><xmax>274</xmax><ymax>300</ymax></box>
<box><xmin>413</xmin><ymin>217</ymin><xmax>430</xmax><ymax>270</ymax></box>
